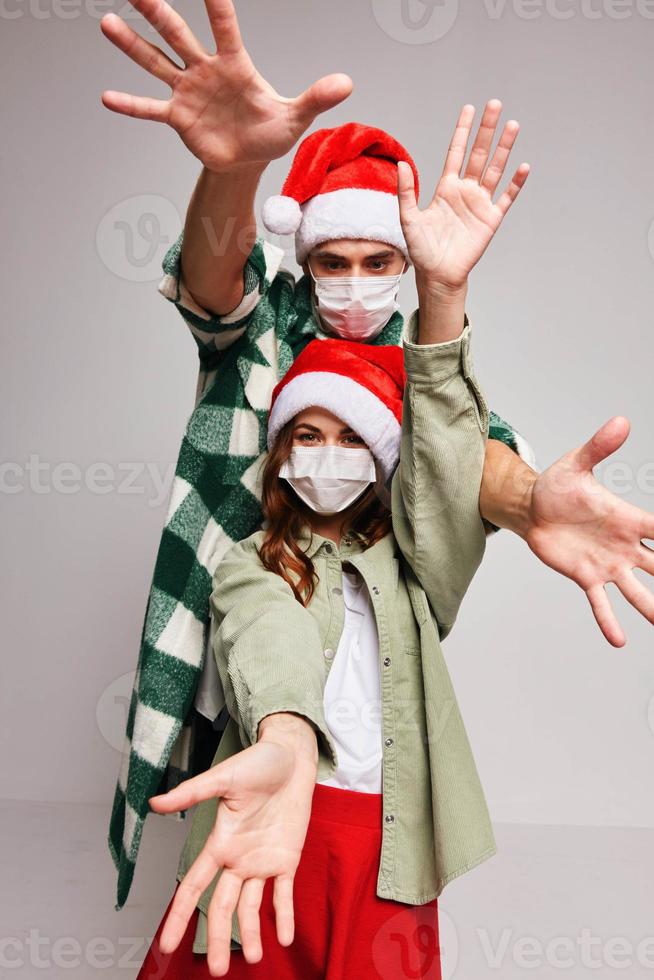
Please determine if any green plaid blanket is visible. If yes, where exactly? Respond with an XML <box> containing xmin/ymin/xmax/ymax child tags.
<box><xmin>108</xmin><ymin>230</ymin><xmax>535</xmax><ymax>911</ymax></box>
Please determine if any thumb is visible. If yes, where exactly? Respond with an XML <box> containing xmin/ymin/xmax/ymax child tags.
<box><xmin>149</xmin><ymin>754</ymin><xmax>238</xmax><ymax>812</ymax></box>
<box><xmin>571</xmin><ymin>415</ymin><xmax>631</xmax><ymax>473</ymax></box>
<box><xmin>397</xmin><ymin>160</ymin><xmax>418</xmax><ymax>221</ymax></box>
<box><xmin>291</xmin><ymin>73</ymin><xmax>353</xmax><ymax>128</ymax></box>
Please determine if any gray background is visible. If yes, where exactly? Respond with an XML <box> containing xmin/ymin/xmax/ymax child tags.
<box><xmin>3</xmin><ymin>0</ymin><xmax>654</xmax><ymax>854</ymax></box>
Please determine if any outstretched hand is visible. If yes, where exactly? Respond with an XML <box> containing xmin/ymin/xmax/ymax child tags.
<box><xmin>100</xmin><ymin>0</ymin><xmax>352</xmax><ymax>173</ymax></box>
<box><xmin>148</xmin><ymin>717</ymin><xmax>318</xmax><ymax>976</ymax></box>
<box><xmin>397</xmin><ymin>100</ymin><xmax>530</xmax><ymax>290</ymax></box>
<box><xmin>525</xmin><ymin>416</ymin><xmax>654</xmax><ymax>647</ymax></box>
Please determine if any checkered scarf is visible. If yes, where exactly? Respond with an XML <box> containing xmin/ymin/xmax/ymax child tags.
<box><xmin>108</xmin><ymin>232</ymin><xmax>533</xmax><ymax>911</ymax></box>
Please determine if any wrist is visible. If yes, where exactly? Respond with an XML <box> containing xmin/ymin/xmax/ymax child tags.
<box><xmin>202</xmin><ymin>160</ymin><xmax>269</xmax><ymax>181</ymax></box>
<box><xmin>513</xmin><ymin>471</ymin><xmax>538</xmax><ymax>540</ymax></box>
<box><xmin>414</xmin><ymin>277</ymin><xmax>468</xmax><ymax>344</ymax></box>
<box><xmin>480</xmin><ymin>440</ymin><xmax>538</xmax><ymax>539</ymax></box>
<box><xmin>415</xmin><ymin>274</ymin><xmax>468</xmax><ymax>303</ymax></box>
<box><xmin>258</xmin><ymin>712</ymin><xmax>319</xmax><ymax>767</ymax></box>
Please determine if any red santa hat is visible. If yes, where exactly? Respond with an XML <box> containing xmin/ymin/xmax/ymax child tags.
<box><xmin>267</xmin><ymin>338</ymin><xmax>405</xmax><ymax>482</ymax></box>
<box><xmin>261</xmin><ymin>121</ymin><xmax>420</xmax><ymax>265</ymax></box>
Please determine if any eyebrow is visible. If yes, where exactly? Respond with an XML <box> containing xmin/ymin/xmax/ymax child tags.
<box><xmin>293</xmin><ymin>422</ymin><xmax>357</xmax><ymax>434</ymax></box>
<box><xmin>312</xmin><ymin>249</ymin><xmax>395</xmax><ymax>260</ymax></box>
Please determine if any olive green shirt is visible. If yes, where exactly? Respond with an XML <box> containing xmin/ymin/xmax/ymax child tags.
<box><xmin>174</xmin><ymin>311</ymin><xmax>497</xmax><ymax>953</ymax></box>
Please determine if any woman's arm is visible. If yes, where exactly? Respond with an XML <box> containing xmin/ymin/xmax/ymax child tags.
<box><xmin>391</xmin><ymin>309</ymin><xmax>489</xmax><ymax>640</ymax></box>
<box><xmin>210</xmin><ymin>535</ymin><xmax>338</xmax><ymax>777</ymax></box>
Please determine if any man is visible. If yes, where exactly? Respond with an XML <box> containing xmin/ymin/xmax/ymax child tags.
<box><xmin>100</xmin><ymin>0</ymin><xmax>654</xmax><ymax>919</ymax></box>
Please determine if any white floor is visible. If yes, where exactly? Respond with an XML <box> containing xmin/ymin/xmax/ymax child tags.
<box><xmin>2</xmin><ymin>799</ymin><xmax>653</xmax><ymax>979</ymax></box>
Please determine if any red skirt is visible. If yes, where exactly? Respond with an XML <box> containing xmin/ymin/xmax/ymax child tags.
<box><xmin>137</xmin><ymin>781</ymin><xmax>442</xmax><ymax>979</ymax></box>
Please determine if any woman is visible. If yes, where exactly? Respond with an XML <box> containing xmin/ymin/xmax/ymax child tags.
<box><xmin>137</xmin><ymin>311</ymin><xmax>491</xmax><ymax>979</ymax></box>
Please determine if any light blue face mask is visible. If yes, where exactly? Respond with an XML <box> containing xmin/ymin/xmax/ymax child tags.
<box><xmin>307</xmin><ymin>259</ymin><xmax>406</xmax><ymax>341</ymax></box>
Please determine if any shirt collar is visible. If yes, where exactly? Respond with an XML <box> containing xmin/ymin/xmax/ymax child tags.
<box><xmin>295</xmin><ymin>524</ymin><xmax>367</xmax><ymax>560</ymax></box>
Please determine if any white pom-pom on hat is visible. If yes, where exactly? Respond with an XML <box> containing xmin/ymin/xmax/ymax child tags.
<box><xmin>261</xmin><ymin>194</ymin><xmax>302</xmax><ymax>235</ymax></box>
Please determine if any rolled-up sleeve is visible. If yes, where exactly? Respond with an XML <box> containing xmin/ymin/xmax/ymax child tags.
<box><xmin>158</xmin><ymin>230</ymin><xmax>285</xmax><ymax>359</ymax></box>
<box><xmin>391</xmin><ymin>310</ymin><xmax>489</xmax><ymax>641</ymax></box>
<box><xmin>209</xmin><ymin>537</ymin><xmax>339</xmax><ymax>777</ymax></box>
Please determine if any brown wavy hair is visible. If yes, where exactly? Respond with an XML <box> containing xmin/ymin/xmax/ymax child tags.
<box><xmin>259</xmin><ymin>418</ymin><xmax>392</xmax><ymax>606</ymax></box>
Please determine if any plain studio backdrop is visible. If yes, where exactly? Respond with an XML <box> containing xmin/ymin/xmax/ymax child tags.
<box><xmin>3</xmin><ymin>0</ymin><xmax>654</xmax><ymax>977</ymax></box>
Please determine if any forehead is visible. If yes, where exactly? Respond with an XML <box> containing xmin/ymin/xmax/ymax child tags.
<box><xmin>309</xmin><ymin>238</ymin><xmax>401</xmax><ymax>261</ymax></box>
<box><xmin>293</xmin><ymin>406</ymin><xmax>353</xmax><ymax>429</ymax></box>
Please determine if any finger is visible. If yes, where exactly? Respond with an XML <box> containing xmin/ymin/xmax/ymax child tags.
<box><xmin>124</xmin><ymin>0</ymin><xmax>206</xmax><ymax>66</ymax></box>
<box><xmin>572</xmin><ymin>416</ymin><xmax>631</xmax><ymax>473</ymax></box>
<box><xmin>236</xmin><ymin>878</ymin><xmax>265</xmax><ymax>962</ymax></box>
<box><xmin>440</xmin><ymin>104</ymin><xmax>476</xmax><ymax>180</ymax></box>
<box><xmin>100</xmin><ymin>90</ymin><xmax>170</xmax><ymax>123</ymax></box>
<box><xmin>397</xmin><ymin>160</ymin><xmax>419</xmax><ymax>222</ymax></box>
<box><xmin>158</xmin><ymin>842</ymin><xmax>230</xmax><ymax>953</ymax></box>
<box><xmin>463</xmin><ymin>98</ymin><xmax>503</xmax><ymax>182</ymax></box>
<box><xmin>586</xmin><ymin>583</ymin><xmax>626</xmax><ymax>647</ymax></box>
<box><xmin>204</xmin><ymin>0</ymin><xmax>244</xmax><ymax>55</ymax></box>
<box><xmin>291</xmin><ymin>73</ymin><xmax>354</xmax><ymax>129</ymax></box>
<box><xmin>637</xmin><ymin>542</ymin><xmax>654</xmax><ymax>577</ymax></box>
<box><xmin>272</xmin><ymin>873</ymin><xmax>296</xmax><ymax>947</ymax></box>
<box><xmin>207</xmin><ymin>870</ymin><xmax>244</xmax><ymax>976</ymax></box>
<box><xmin>100</xmin><ymin>14</ymin><xmax>181</xmax><ymax>87</ymax></box>
<box><xmin>494</xmin><ymin>163</ymin><xmax>531</xmax><ymax>217</ymax></box>
<box><xmin>149</xmin><ymin>755</ymin><xmax>236</xmax><ymax>812</ymax></box>
<box><xmin>615</xmin><ymin>569</ymin><xmax>654</xmax><ymax>626</ymax></box>
<box><xmin>480</xmin><ymin>119</ymin><xmax>520</xmax><ymax>197</ymax></box>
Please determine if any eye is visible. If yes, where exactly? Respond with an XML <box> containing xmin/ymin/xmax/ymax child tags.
<box><xmin>296</xmin><ymin>432</ymin><xmax>319</xmax><ymax>443</ymax></box>
<box><xmin>324</xmin><ymin>261</ymin><xmax>345</xmax><ymax>272</ymax></box>
<box><xmin>342</xmin><ymin>434</ymin><xmax>365</xmax><ymax>445</ymax></box>
<box><xmin>368</xmin><ymin>260</ymin><xmax>388</xmax><ymax>271</ymax></box>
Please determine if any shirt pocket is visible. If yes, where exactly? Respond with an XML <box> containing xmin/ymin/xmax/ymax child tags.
<box><xmin>392</xmin><ymin>559</ymin><xmax>422</xmax><ymax>656</ymax></box>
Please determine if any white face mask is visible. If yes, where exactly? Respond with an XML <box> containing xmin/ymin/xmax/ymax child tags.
<box><xmin>307</xmin><ymin>259</ymin><xmax>406</xmax><ymax>341</ymax></box>
<box><xmin>278</xmin><ymin>445</ymin><xmax>377</xmax><ymax>515</ymax></box>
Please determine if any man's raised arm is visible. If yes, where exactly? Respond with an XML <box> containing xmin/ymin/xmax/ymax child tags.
<box><xmin>100</xmin><ymin>0</ymin><xmax>353</xmax><ymax>316</ymax></box>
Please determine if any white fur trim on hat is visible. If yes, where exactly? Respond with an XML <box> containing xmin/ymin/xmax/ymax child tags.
<box><xmin>261</xmin><ymin>195</ymin><xmax>303</xmax><ymax>235</ymax></box>
<box><xmin>268</xmin><ymin>371</ymin><xmax>401</xmax><ymax>481</ymax></box>
<box><xmin>293</xmin><ymin>188</ymin><xmax>410</xmax><ymax>265</ymax></box>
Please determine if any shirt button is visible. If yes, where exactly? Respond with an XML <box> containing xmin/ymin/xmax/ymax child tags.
<box><xmin>372</xmin><ymin>585</ymin><xmax>380</xmax><ymax>595</ymax></box>
<box><xmin>324</xmin><ymin>543</ymin><xmax>333</xmax><ymax>554</ymax></box>
<box><xmin>385</xmin><ymin>814</ymin><xmax>395</xmax><ymax>823</ymax></box>
<box><xmin>383</xmin><ymin>657</ymin><xmax>391</xmax><ymax>667</ymax></box>
<box><xmin>332</xmin><ymin>587</ymin><xmax>343</xmax><ymax>595</ymax></box>
<box><xmin>324</xmin><ymin>648</ymin><xmax>335</xmax><ymax>661</ymax></box>
<box><xmin>384</xmin><ymin>737</ymin><xmax>393</xmax><ymax>747</ymax></box>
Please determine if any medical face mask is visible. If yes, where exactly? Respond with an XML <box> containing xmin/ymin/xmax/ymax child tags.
<box><xmin>278</xmin><ymin>445</ymin><xmax>377</xmax><ymax>515</ymax></box>
<box><xmin>307</xmin><ymin>259</ymin><xmax>406</xmax><ymax>341</ymax></box>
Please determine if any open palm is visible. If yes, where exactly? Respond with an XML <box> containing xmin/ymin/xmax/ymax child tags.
<box><xmin>397</xmin><ymin>100</ymin><xmax>530</xmax><ymax>288</ymax></box>
<box><xmin>100</xmin><ymin>0</ymin><xmax>352</xmax><ymax>173</ymax></box>
<box><xmin>525</xmin><ymin>416</ymin><xmax>654</xmax><ymax>647</ymax></box>
<box><xmin>149</xmin><ymin>736</ymin><xmax>317</xmax><ymax>975</ymax></box>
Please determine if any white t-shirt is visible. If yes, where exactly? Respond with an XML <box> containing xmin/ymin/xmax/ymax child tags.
<box><xmin>316</xmin><ymin>568</ymin><xmax>383</xmax><ymax>794</ymax></box>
